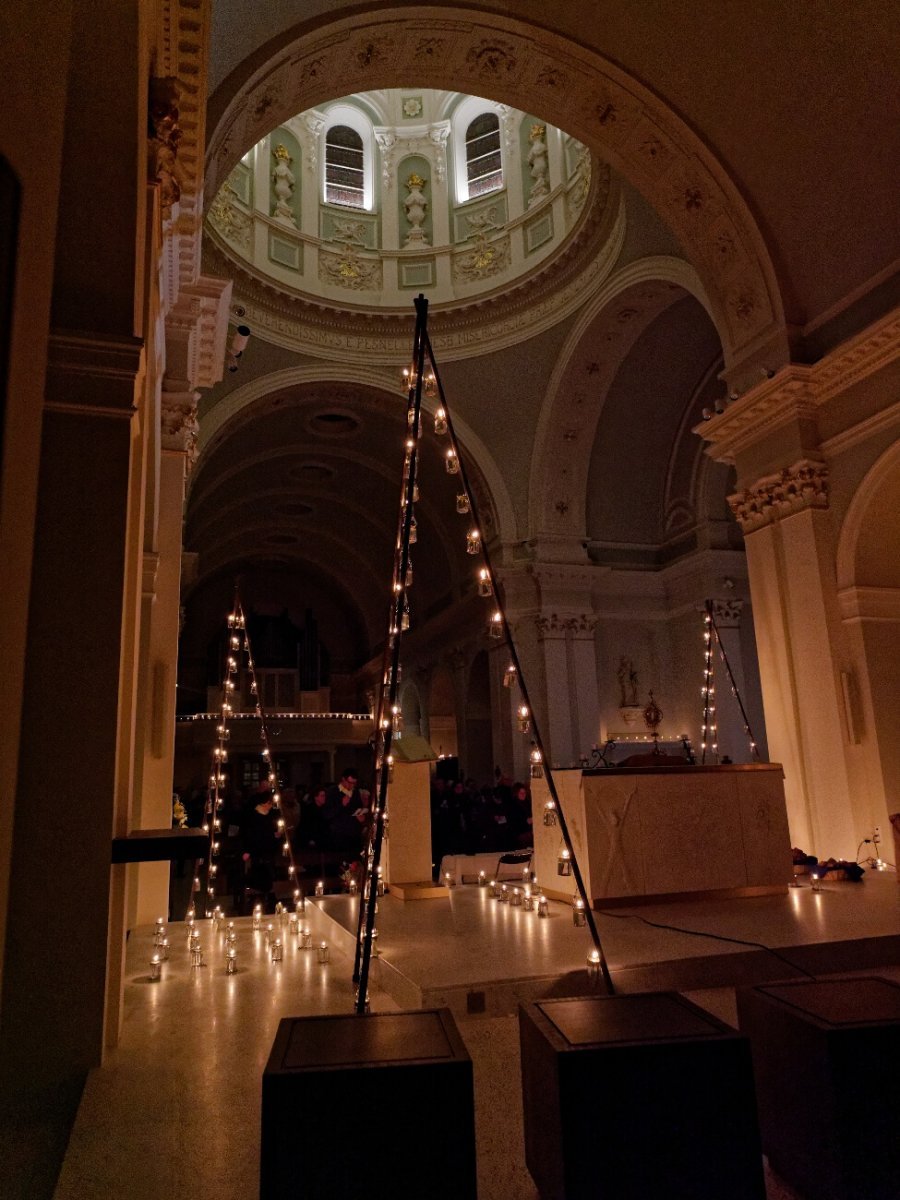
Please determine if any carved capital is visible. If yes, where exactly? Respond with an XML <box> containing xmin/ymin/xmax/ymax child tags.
<box><xmin>148</xmin><ymin>76</ymin><xmax>183</xmax><ymax>221</ymax></box>
<box><xmin>161</xmin><ymin>389</ymin><xmax>201</xmax><ymax>463</ymax></box>
<box><xmin>711</xmin><ymin>597</ymin><xmax>744</xmax><ymax>628</ymax></box>
<box><xmin>728</xmin><ymin>458</ymin><xmax>829</xmax><ymax>533</ymax></box>
<box><xmin>535</xmin><ymin>611</ymin><xmax>596</xmax><ymax>638</ymax></box>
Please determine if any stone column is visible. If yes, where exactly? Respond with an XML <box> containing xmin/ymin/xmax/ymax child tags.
<box><xmin>534</xmin><ymin>613</ymin><xmax>600</xmax><ymax>768</ymax></box>
<box><xmin>729</xmin><ymin>461</ymin><xmax>856</xmax><ymax>857</ymax></box>
<box><xmin>132</xmin><ymin>388</ymin><xmax>198</xmax><ymax>925</ymax></box>
<box><xmin>0</xmin><ymin>332</ymin><xmax>143</xmax><ymax>1107</ymax></box>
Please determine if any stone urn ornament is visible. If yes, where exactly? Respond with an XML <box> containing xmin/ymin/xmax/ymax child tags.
<box><xmin>403</xmin><ymin>172</ymin><xmax>429</xmax><ymax>247</ymax></box>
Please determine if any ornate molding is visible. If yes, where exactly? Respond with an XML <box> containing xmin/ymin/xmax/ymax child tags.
<box><xmin>45</xmin><ymin>332</ymin><xmax>143</xmax><ymax>417</ymax></box>
<box><xmin>161</xmin><ymin>388</ymin><xmax>201</xmax><ymax>464</ymax></box>
<box><xmin>205</xmin><ymin>8</ymin><xmax>785</xmax><ymax>365</ymax></box>
<box><xmin>148</xmin><ymin>76</ymin><xmax>182</xmax><ymax>222</ymax></box>
<box><xmin>203</xmin><ymin>170</ymin><xmax>623</xmax><ymax>365</ymax></box>
<box><xmin>711</xmin><ymin>597</ymin><xmax>744</xmax><ymax>628</ymax></box>
<box><xmin>535</xmin><ymin>611</ymin><xmax>597</xmax><ymax>638</ymax></box>
<box><xmin>728</xmin><ymin>459</ymin><xmax>829</xmax><ymax>533</ymax></box>
<box><xmin>696</xmin><ymin>304</ymin><xmax>900</xmax><ymax>464</ymax></box>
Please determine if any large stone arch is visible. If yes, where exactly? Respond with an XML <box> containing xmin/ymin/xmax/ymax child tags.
<box><xmin>196</xmin><ymin>363</ymin><xmax>518</xmax><ymax>545</ymax></box>
<box><xmin>206</xmin><ymin>6</ymin><xmax>786</xmax><ymax>375</ymax></box>
<box><xmin>528</xmin><ymin>255</ymin><xmax>710</xmax><ymax>540</ymax></box>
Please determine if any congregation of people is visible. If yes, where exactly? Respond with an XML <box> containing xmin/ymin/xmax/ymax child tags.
<box><xmin>175</xmin><ymin>765</ymin><xmax>533</xmax><ymax>906</ymax></box>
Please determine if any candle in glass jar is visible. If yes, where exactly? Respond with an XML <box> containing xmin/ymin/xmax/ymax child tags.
<box><xmin>150</xmin><ymin>954</ymin><xmax>162</xmax><ymax>981</ymax></box>
<box><xmin>226</xmin><ymin>947</ymin><xmax>237</xmax><ymax>975</ymax></box>
<box><xmin>317</xmin><ymin>942</ymin><xmax>330</xmax><ymax>964</ymax></box>
<box><xmin>315</xmin><ymin>880</ymin><xmax>325</xmax><ymax>897</ymax></box>
<box><xmin>537</xmin><ymin>896</ymin><xmax>550</xmax><ymax>918</ymax></box>
<box><xmin>298</xmin><ymin>928</ymin><xmax>312</xmax><ymax>950</ymax></box>
<box><xmin>478</xmin><ymin>871</ymin><xmax>487</xmax><ymax>887</ymax></box>
<box><xmin>271</xmin><ymin>939</ymin><xmax>283</xmax><ymax>963</ymax></box>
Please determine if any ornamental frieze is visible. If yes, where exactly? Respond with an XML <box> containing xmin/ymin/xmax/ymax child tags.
<box><xmin>728</xmin><ymin>459</ymin><xmax>829</xmax><ymax>533</ymax></box>
<box><xmin>204</xmin><ymin>11</ymin><xmax>782</xmax><ymax>365</ymax></box>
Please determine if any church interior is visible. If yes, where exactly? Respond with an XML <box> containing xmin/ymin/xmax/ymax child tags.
<box><xmin>2</xmin><ymin>2</ymin><xmax>899</xmax><ymax>1197</ymax></box>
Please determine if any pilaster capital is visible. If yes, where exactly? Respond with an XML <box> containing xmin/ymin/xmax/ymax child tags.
<box><xmin>711</xmin><ymin>597</ymin><xmax>744</xmax><ymax>628</ymax></box>
<box><xmin>161</xmin><ymin>388</ymin><xmax>201</xmax><ymax>463</ymax></box>
<box><xmin>535</xmin><ymin>611</ymin><xmax>597</xmax><ymax>640</ymax></box>
<box><xmin>728</xmin><ymin>458</ymin><xmax>828</xmax><ymax>533</ymax></box>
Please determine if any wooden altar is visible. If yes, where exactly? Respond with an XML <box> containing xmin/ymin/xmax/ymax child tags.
<box><xmin>532</xmin><ymin>764</ymin><xmax>792</xmax><ymax>905</ymax></box>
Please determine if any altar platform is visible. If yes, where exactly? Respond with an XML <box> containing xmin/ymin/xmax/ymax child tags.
<box><xmin>52</xmin><ymin>873</ymin><xmax>899</xmax><ymax>1200</ymax></box>
<box><xmin>319</xmin><ymin>871</ymin><xmax>900</xmax><ymax>1016</ymax></box>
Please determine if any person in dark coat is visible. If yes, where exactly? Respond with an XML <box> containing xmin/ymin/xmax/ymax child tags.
<box><xmin>325</xmin><ymin>768</ymin><xmax>369</xmax><ymax>853</ymax></box>
<box><xmin>240</xmin><ymin>787</ymin><xmax>281</xmax><ymax>903</ymax></box>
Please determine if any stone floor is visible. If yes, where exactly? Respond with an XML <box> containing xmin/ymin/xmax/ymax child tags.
<box><xmin>52</xmin><ymin>875</ymin><xmax>900</xmax><ymax>1199</ymax></box>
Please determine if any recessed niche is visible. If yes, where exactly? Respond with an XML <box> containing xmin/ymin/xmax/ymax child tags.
<box><xmin>286</xmin><ymin>462</ymin><xmax>335</xmax><ymax>484</ymax></box>
<box><xmin>309</xmin><ymin>411</ymin><xmax>360</xmax><ymax>436</ymax></box>
<box><xmin>274</xmin><ymin>502</ymin><xmax>314</xmax><ymax>518</ymax></box>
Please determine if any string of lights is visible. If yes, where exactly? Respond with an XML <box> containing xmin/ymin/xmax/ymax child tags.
<box><xmin>707</xmin><ymin>601</ymin><xmax>761</xmax><ymax>761</ymax></box>
<box><xmin>701</xmin><ymin>600</ymin><xmax>761</xmax><ymax>763</ymax></box>
<box><xmin>192</xmin><ymin>594</ymin><xmax>305</xmax><ymax>927</ymax></box>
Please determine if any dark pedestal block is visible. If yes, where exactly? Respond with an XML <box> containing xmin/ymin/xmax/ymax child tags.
<box><xmin>260</xmin><ymin>1008</ymin><xmax>477</xmax><ymax>1200</ymax></box>
<box><xmin>737</xmin><ymin>976</ymin><xmax>900</xmax><ymax>1200</ymax></box>
<box><xmin>520</xmin><ymin>993</ymin><xmax>765</xmax><ymax>1200</ymax></box>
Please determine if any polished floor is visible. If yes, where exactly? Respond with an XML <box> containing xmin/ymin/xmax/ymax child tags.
<box><xmin>53</xmin><ymin>874</ymin><xmax>900</xmax><ymax>1199</ymax></box>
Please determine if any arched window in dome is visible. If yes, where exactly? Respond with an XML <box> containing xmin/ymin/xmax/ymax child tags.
<box><xmin>325</xmin><ymin>124</ymin><xmax>365</xmax><ymax>208</ymax></box>
<box><xmin>464</xmin><ymin>112</ymin><xmax>502</xmax><ymax>200</ymax></box>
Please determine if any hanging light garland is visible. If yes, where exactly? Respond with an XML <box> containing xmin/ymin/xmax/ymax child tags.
<box><xmin>417</xmin><ymin>305</ymin><xmax>614</xmax><ymax>995</ymax></box>
<box><xmin>193</xmin><ymin>595</ymin><xmax>305</xmax><ymax>927</ymax></box>
<box><xmin>701</xmin><ymin>600</ymin><xmax>761</xmax><ymax>763</ymax></box>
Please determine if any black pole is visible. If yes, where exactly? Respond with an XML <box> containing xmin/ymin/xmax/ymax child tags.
<box><xmin>355</xmin><ymin>294</ymin><xmax>430</xmax><ymax>1013</ymax></box>
<box><xmin>707</xmin><ymin>602</ymin><xmax>762</xmax><ymax>761</ymax></box>
<box><xmin>423</xmin><ymin>330</ymin><xmax>614</xmax><ymax>994</ymax></box>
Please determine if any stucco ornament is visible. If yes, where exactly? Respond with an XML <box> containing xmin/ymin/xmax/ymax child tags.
<box><xmin>527</xmin><ymin>124</ymin><xmax>550</xmax><ymax>207</ymax></box>
<box><xmin>148</xmin><ymin>75</ymin><xmax>182</xmax><ymax>220</ymax></box>
<box><xmin>271</xmin><ymin>144</ymin><xmax>297</xmax><ymax>226</ymax></box>
<box><xmin>403</xmin><ymin>173</ymin><xmax>429</xmax><ymax>247</ymax></box>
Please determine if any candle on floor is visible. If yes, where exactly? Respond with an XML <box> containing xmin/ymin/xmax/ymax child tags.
<box><xmin>160</xmin><ymin>938</ymin><xmax>170</xmax><ymax>961</ymax></box>
<box><xmin>226</xmin><ymin>947</ymin><xmax>237</xmax><ymax>975</ymax></box>
<box><xmin>537</xmin><ymin>896</ymin><xmax>550</xmax><ymax>918</ymax></box>
<box><xmin>523</xmin><ymin>887</ymin><xmax>534</xmax><ymax>912</ymax></box>
<box><xmin>252</xmin><ymin>907</ymin><xmax>262</xmax><ymax>931</ymax></box>
<box><xmin>478</xmin><ymin>871</ymin><xmax>487</xmax><ymax>887</ymax></box>
<box><xmin>511</xmin><ymin>887</ymin><xmax>522</xmax><ymax>907</ymax></box>
<box><xmin>315</xmin><ymin>880</ymin><xmax>325</xmax><ymax>897</ymax></box>
<box><xmin>298</xmin><ymin>928</ymin><xmax>312</xmax><ymax>950</ymax></box>
<box><xmin>317</xmin><ymin>942</ymin><xmax>330</xmax><ymax>964</ymax></box>
<box><xmin>150</xmin><ymin>954</ymin><xmax>162</xmax><ymax>981</ymax></box>
<box><xmin>573</xmin><ymin>898</ymin><xmax>587</xmax><ymax>927</ymax></box>
<box><xmin>271</xmin><ymin>939</ymin><xmax>283</xmax><ymax>963</ymax></box>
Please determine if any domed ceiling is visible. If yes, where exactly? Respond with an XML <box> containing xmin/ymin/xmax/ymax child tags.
<box><xmin>203</xmin><ymin>88</ymin><xmax>623</xmax><ymax>360</ymax></box>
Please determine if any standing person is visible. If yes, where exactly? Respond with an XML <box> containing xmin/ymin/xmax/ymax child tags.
<box><xmin>325</xmin><ymin>767</ymin><xmax>369</xmax><ymax>854</ymax></box>
<box><xmin>240</xmin><ymin>784</ymin><xmax>281</xmax><ymax>909</ymax></box>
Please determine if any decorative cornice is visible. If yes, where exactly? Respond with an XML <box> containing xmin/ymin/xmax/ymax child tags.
<box><xmin>45</xmin><ymin>332</ymin><xmax>143</xmax><ymax>417</ymax></box>
<box><xmin>696</xmin><ymin>304</ymin><xmax>900</xmax><ymax>464</ymax></box>
<box><xmin>204</xmin><ymin>8</ymin><xmax>785</xmax><ymax>364</ymax></box>
<box><xmin>728</xmin><ymin>458</ymin><xmax>829</xmax><ymax>533</ymax></box>
<box><xmin>838</xmin><ymin>586</ymin><xmax>900</xmax><ymax>623</ymax></box>
<box><xmin>201</xmin><ymin>169</ymin><xmax>623</xmax><ymax>364</ymax></box>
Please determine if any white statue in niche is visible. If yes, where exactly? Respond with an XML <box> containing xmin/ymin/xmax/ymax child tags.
<box><xmin>527</xmin><ymin>123</ymin><xmax>550</xmax><ymax>207</ymax></box>
<box><xmin>272</xmin><ymin>144</ymin><xmax>297</xmax><ymax>226</ymax></box>
<box><xmin>403</xmin><ymin>173</ymin><xmax>429</xmax><ymax>247</ymax></box>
